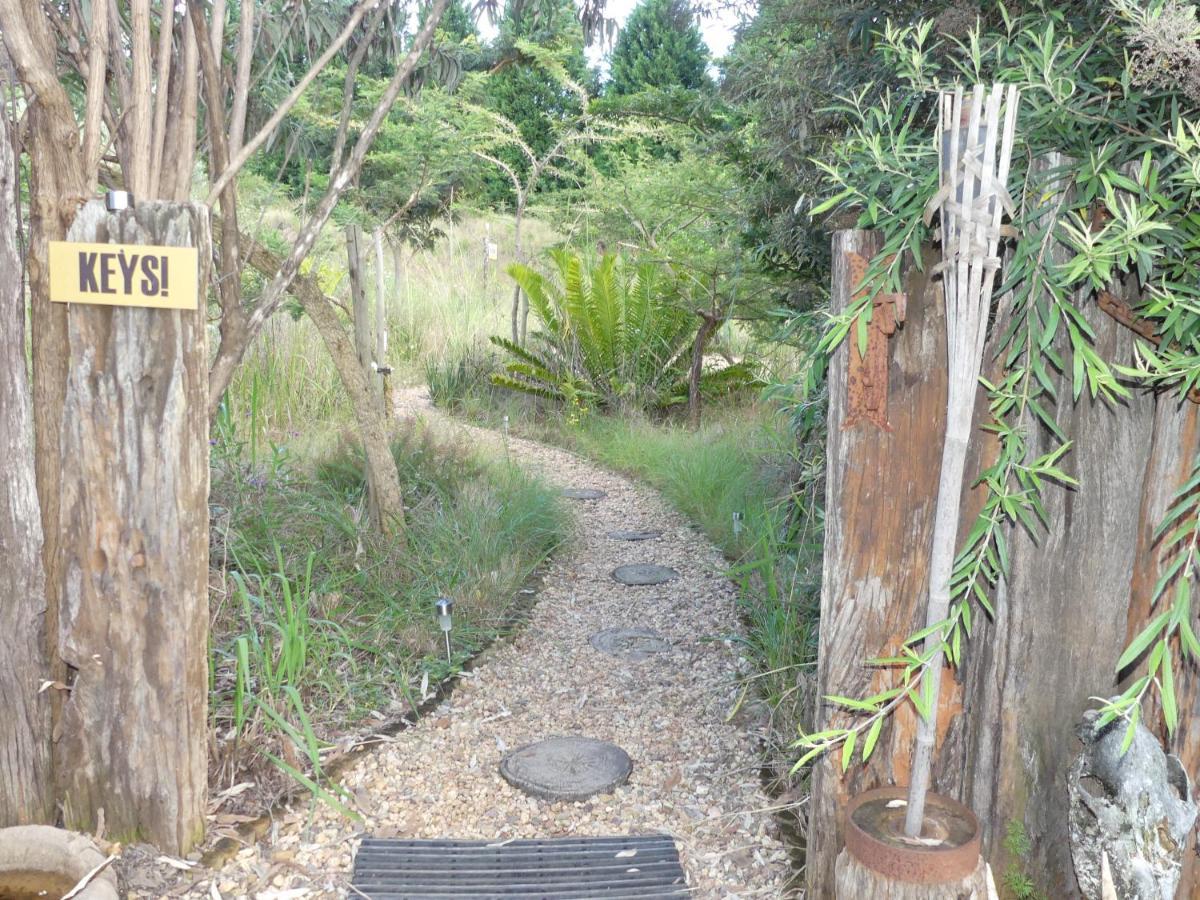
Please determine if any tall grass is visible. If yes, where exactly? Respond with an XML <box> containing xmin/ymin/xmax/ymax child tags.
<box><xmin>208</xmin><ymin>415</ymin><xmax>569</xmax><ymax>803</ymax></box>
<box><xmin>224</xmin><ymin>208</ymin><xmax>560</xmax><ymax>444</ymax></box>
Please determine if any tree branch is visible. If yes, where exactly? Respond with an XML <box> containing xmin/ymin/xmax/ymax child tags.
<box><xmin>206</xmin><ymin>0</ymin><xmax>380</xmax><ymax>204</ymax></box>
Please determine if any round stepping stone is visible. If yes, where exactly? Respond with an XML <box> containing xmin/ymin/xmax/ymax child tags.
<box><xmin>562</xmin><ymin>488</ymin><xmax>607</xmax><ymax>500</ymax></box>
<box><xmin>499</xmin><ymin>737</ymin><xmax>632</xmax><ymax>801</ymax></box>
<box><xmin>606</xmin><ymin>529</ymin><xmax>662</xmax><ymax>541</ymax></box>
<box><xmin>612</xmin><ymin>564</ymin><xmax>679</xmax><ymax>586</ymax></box>
<box><xmin>590</xmin><ymin>627</ymin><xmax>672</xmax><ymax>661</ymax></box>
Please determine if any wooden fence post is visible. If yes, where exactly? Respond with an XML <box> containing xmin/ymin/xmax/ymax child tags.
<box><xmin>373</xmin><ymin>226</ymin><xmax>389</xmax><ymax>406</ymax></box>
<box><xmin>53</xmin><ymin>200</ymin><xmax>210</xmax><ymax>854</ymax></box>
<box><xmin>815</xmin><ymin>161</ymin><xmax>1181</xmax><ymax>895</ymax></box>
<box><xmin>807</xmin><ymin>230</ymin><xmax>954</xmax><ymax>898</ymax></box>
<box><xmin>0</xmin><ymin>95</ymin><xmax>54</xmax><ymax>827</ymax></box>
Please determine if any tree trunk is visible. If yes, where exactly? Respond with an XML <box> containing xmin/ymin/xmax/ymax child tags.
<box><xmin>347</xmin><ymin>223</ymin><xmax>373</xmax><ymax>385</ymax></box>
<box><xmin>54</xmin><ymin>201</ymin><xmax>211</xmax><ymax>854</ymax></box>
<box><xmin>688</xmin><ymin>311</ymin><xmax>719</xmax><ymax>429</ymax></box>
<box><xmin>238</xmin><ymin>232</ymin><xmax>406</xmax><ymax>544</ymax></box>
<box><xmin>834</xmin><ymin>850</ymin><xmax>990</xmax><ymax>899</ymax></box>
<box><xmin>0</xmin><ymin>98</ymin><xmax>53</xmax><ymax>826</ymax></box>
<box><xmin>816</xmin><ymin>216</ymin><xmax>1178</xmax><ymax>896</ymax></box>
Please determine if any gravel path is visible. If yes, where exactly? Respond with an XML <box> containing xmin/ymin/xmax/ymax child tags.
<box><xmin>147</xmin><ymin>391</ymin><xmax>793</xmax><ymax>898</ymax></box>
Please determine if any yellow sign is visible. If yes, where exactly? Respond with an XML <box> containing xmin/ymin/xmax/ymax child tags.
<box><xmin>48</xmin><ymin>241</ymin><xmax>199</xmax><ymax>310</ymax></box>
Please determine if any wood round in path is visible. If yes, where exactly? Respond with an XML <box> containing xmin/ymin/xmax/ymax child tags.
<box><xmin>612</xmin><ymin>564</ymin><xmax>679</xmax><ymax>586</ymax></box>
<box><xmin>590</xmin><ymin>627</ymin><xmax>672</xmax><ymax>661</ymax></box>
<box><xmin>562</xmin><ymin>488</ymin><xmax>607</xmax><ymax>500</ymax></box>
<box><xmin>499</xmin><ymin>737</ymin><xmax>633</xmax><ymax>801</ymax></box>
<box><xmin>606</xmin><ymin>529</ymin><xmax>662</xmax><ymax>542</ymax></box>
<box><xmin>842</xmin><ymin>786</ymin><xmax>981</xmax><ymax>887</ymax></box>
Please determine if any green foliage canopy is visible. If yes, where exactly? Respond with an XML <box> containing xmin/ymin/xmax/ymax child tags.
<box><xmin>607</xmin><ymin>0</ymin><xmax>710</xmax><ymax>96</ymax></box>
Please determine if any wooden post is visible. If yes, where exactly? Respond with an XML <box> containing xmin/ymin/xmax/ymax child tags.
<box><xmin>835</xmin><ymin>853</ymin><xmax>989</xmax><ymax>899</ymax></box>
<box><xmin>807</xmin><ymin>230</ymin><xmax>954</xmax><ymax>898</ymax></box>
<box><xmin>815</xmin><ymin>170</ymin><xmax>1175</xmax><ymax>894</ymax></box>
<box><xmin>0</xmin><ymin>98</ymin><xmax>54</xmax><ymax>826</ymax></box>
<box><xmin>53</xmin><ymin>200</ymin><xmax>210</xmax><ymax>854</ymax></box>
<box><xmin>373</xmin><ymin>226</ymin><xmax>388</xmax><ymax>406</ymax></box>
<box><xmin>347</xmin><ymin>223</ymin><xmax>372</xmax><ymax>384</ymax></box>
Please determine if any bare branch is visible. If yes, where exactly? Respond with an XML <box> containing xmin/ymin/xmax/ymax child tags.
<box><xmin>81</xmin><ymin>0</ymin><xmax>109</xmax><ymax>192</ymax></box>
<box><xmin>206</xmin><ymin>0</ymin><xmax>381</xmax><ymax>205</ymax></box>
<box><xmin>227</xmin><ymin>0</ymin><xmax>255</xmax><ymax>155</ymax></box>
<box><xmin>208</xmin><ymin>0</ymin><xmax>452</xmax><ymax>414</ymax></box>
<box><xmin>471</xmin><ymin>150</ymin><xmax>522</xmax><ymax>197</ymax></box>
<box><xmin>147</xmin><ymin>0</ymin><xmax>174</xmax><ymax>198</ymax></box>
<box><xmin>330</xmin><ymin>0</ymin><xmax>389</xmax><ymax>173</ymax></box>
<box><xmin>129</xmin><ymin>0</ymin><xmax>152</xmax><ymax>197</ymax></box>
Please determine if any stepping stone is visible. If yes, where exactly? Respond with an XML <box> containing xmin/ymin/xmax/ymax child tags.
<box><xmin>612</xmin><ymin>564</ymin><xmax>679</xmax><ymax>586</ymax></box>
<box><xmin>499</xmin><ymin>736</ymin><xmax>632</xmax><ymax>801</ymax></box>
<box><xmin>607</xmin><ymin>529</ymin><xmax>662</xmax><ymax>541</ymax></box>
<box><xmin>591</xmin><ymin>627</ymin><xmax>672</xmax><ymax>661</ymax></box>
<box><xmin>352</xmin><ymin>834</ymin><xmax>689</xmax><ymax>897</ymax></box>
<box><xmin>562</xmin><ymin>487</ymin><xmax>607</xmax><ymax>500</ymax></box>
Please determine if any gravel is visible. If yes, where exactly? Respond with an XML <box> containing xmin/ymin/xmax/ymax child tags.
<box><xmin>128</xmin><ymin>390</ymin><xmax>793</xmax><ymax>898</ymax></box>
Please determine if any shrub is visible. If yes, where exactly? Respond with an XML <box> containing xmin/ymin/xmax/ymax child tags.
<box><xmin>490</xmin><ymin>249</ymin><xmax>754</xmax><ymax>413</ymax></box>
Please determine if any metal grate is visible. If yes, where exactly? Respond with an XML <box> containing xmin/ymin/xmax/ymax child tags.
<box><xmin>351</xmin><ymin>833</ymin><xmax>691</xmax><ymax>899</ymax></box>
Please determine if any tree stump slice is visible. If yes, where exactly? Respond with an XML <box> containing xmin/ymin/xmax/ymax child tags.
<box><xmin>606</xmin><ymin>529</ymin><xmax>662</xmax><ymax>541</ymax></box>
<box><xmin>563</xmin><ymin>488</ymin><xmax>607</xmax><ymax>500</ymax></box>
<box><xmin>499</xmin><ymin>737</ymin><xmax>632</xmax><ymax>801</ymax></box>
<box><xmin>612</xmin><ymin>564</ymin><xmax>679</xmax><ymax>586</ymax></box>
<box><xmin>835</xmin><ymin>849</ymin><xmax>989</xmax><ymax>900</ymax></box>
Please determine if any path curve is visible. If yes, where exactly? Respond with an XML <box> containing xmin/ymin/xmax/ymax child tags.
<box><xmin>165</xmin><ymin>390</ymin><xmax>793</xmax><ymax>898</ymax></box>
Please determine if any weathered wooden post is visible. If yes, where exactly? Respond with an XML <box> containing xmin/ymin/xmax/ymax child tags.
<box><xmin>346</xmin><ymin>223</ymin><xmax>379</xmax><ymax>399</ymax></box>
<box><xmin>50</xmin><ymin>200</ymin><xmax>211</xmax><ymax>853</ymax></box>
<box><xmin>0</xmin><ymin>92</ymin><xmax>54</xmax><ymax>827</ymax></box>
<box><xmin>373</xmin><ymin>226</ymin><xmax>390</xmax><ymax>408</ymax></box>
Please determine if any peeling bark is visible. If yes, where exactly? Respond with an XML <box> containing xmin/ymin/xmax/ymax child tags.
<box><xmin>54</xmin><ymin>201</ymin><xmax>210</xmax><ymax>854</ymax></box>
<box><xmin>0</xmin><ymin>94</ymin><xmax>53</xmax><ymax>826</ymax></box>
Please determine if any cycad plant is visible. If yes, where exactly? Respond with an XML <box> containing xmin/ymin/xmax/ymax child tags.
<box><xmin>491</xmin><ymin>250</ymin><xmax>742</xmax><ymax>412</ymax></box>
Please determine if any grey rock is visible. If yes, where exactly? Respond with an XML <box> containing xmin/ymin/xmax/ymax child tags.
<box><xmin>1067</xmin><ymin>709</ymin><xmax>1197</xmax><ymax>899</ymax></box>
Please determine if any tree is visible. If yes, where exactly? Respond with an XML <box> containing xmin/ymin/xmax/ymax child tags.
<box><xmin>473</xmin><ymin>0</ymin><xmax>595</xmax><ymax>207</ymax></box>
<box><xmin>460</xmin><ymin>42</ymin><xmax>637</xmax><ymax>343</ymax></box>
<box><xmin>0</xmin><ymin>0</ymin><xmax>450</xmax><ymax>848</ymax></box>
<box><xmin>607</xmin><ymin>0</ymin><xmax>709</xmax><ymax>96</ymax></box>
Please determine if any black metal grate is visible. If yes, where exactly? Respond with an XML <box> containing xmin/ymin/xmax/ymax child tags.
<box><xmin>350</xmin><ymin>833</ymin><xmax>691</xmax><ymax>899</ymax></box>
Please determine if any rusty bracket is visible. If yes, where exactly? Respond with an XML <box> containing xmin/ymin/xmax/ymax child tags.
<box><xmin>843</xmin><ymin>251</ymin><xmax>907</xmax><ymax>432</ymax></box>
<box><xmin>1098</xmin><ymin>289</ymin><xmax>1200</xmax><ymax>406</ymax></box>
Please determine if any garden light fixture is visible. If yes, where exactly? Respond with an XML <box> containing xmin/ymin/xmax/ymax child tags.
<box><xmin>105</xmin><ymin>190</ymin><xmax>132</xmax><ymax>212</ymax></box>
<box><xmin>435</xmin><ymin>597</ymin><xmax>453</xmax><ymax>663</ymax></box>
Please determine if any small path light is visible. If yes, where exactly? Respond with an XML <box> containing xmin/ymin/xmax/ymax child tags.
<box><xmin>435</xmin><ymin>597</ymin><xmax>454</xmax><ymax>663</ymax></box>
<box><xmin>732</xmin><ymin>511</ymin><xmax>744</xmax><ymax>538</ymax></box>
<box><xmin>105</xmin><ymin>190</ymin><xmax>132</xmax><ymax>212</ymax></box>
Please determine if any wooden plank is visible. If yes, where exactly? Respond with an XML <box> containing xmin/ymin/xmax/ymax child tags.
<box><xmin>0</xmin><ymin>96</ymin><xmax>53</xmax><ymax>826</ymax></box>
<box><xmin>54</xmin><ymin>200</ymin><xmax>210</xmax><ymax>854</ymax></box>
